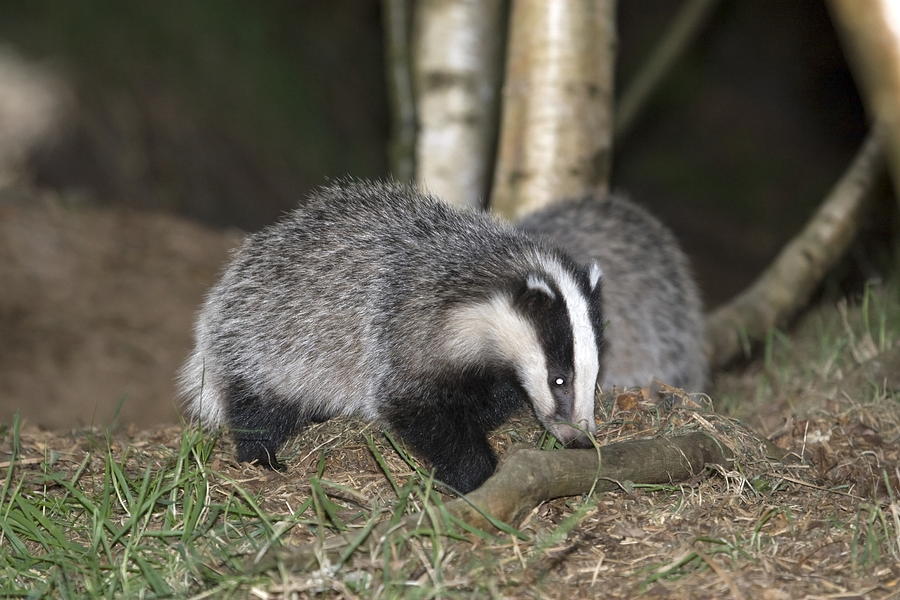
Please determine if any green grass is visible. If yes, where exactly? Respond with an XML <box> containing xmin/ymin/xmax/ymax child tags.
<box><xmin>0</xmin><ymin>423</ymin><xmax>267</xmax><ymax>597</ymax></box>
<box><xmin>0</xmin><ymin>421</ymin><xmax>538</xmax><ymax>598</ymax></box>
<box><xmin>715</xmin><ymin>273</ymin><xmax>900</xmax><ymax>419</ymax></box>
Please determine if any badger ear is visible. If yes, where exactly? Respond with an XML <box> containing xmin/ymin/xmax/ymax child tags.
<box><xmin>586</xmin><ymin>262</ymin><xmax>603</xmax><ymax>293</ymax></box>
<box><xmin>514</xmin><ymin>274</ymin><xmax>557</xmax><ymax>313</ymax></box>
<box><xmin>524</xmin><ymin>274</ymin><xmax>556</xmax><ymax>300</ymax></box>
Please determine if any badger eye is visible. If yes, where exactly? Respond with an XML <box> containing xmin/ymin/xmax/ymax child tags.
<box><xmin>553</xmin><ymin>377</ymin><xmax>565</xmax><ymax>386</ymax></box>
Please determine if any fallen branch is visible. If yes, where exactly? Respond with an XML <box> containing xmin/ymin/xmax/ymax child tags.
<box><xmin>251</xmin><ymin>432</ymin><xmax>734</xmax><ymax>573</ymax></box>
<box><xmin>705</xmin><ymin>129</ymin><xmax>885</xmax><ymax>368</ymax></box>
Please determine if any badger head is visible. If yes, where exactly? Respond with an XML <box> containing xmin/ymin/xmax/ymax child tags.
<box><xmin>445</xmin><ymin>258</ymin><xmax>603</xmax><ymax>447</ymax></box>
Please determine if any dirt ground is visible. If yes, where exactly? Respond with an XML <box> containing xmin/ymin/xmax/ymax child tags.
<box><xmin>5</xmin><ymin>362</ymin><xmax>899</xmax><ymax>597</ymax></box>
<box><xmin>0</xmin><ymin>189</ymin><xmax>241</xmax><ymax>429</ymax></box>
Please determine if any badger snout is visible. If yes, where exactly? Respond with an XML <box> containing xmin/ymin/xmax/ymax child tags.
<box><xmin>551</xmin><ymin>423</ymin><xmax>595</xmax><ymax>449</ymax></box>
<box><xmin>563</xmin><ymin>434</ymin><xmax>595</xmax><ymax>449</ymax></box>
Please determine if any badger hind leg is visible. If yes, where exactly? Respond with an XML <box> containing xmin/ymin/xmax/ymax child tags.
<box><xmin>225</xmin><ymin>379</ymin><xmax>322</xmax><ymax>471</ymax></box>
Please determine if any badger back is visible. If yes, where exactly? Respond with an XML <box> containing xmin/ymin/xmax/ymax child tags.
<box><xmin>183</xmin><ymin>179</ymin><xmax>603</xmax><ymax>443</ymax></box>
<box><xmin>288</xmin><ymin>180</ymin><xmax>605</xmax><ymax>442</ymax></box>
<box><xmin>182</xmin><ymin>180</ymin><xmax>452</xmax><ymax>425</ymax></box>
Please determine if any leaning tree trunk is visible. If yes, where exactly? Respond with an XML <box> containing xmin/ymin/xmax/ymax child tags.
<box><xmin>705</xmin><ymin>130</ymin><xmax>885</xmax><ymax>368</ymax></box>
<box><xmin>412</xmin><ymin>0</ymin><xmax>506</xmax><ymax>209</ymax></box>
<box><xmin>491</xmin><ymin>0</ymin><xmax>616</xmax><ymax>220</ymax></box>
<box><xmin>828</xmin><ymin>0</ymin><xmax>900</xmax><ymax>204</ymax></box>
<box><xmin>382</xmin><ymin>0</ymin><xmax>417</xmax><ymax>183</ymax></box>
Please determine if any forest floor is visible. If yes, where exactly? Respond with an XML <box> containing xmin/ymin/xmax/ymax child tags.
<box><xmin>2</xmin><ymin>261</ymin><xmax>899</xmax><ymax>599</ymax></box>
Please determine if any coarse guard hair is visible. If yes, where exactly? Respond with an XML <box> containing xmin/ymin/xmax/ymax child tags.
<box><xmin>180</xmin><ymin>179</ymin><xmax>604</xmax><ymax>493</ymax></box>
<box><xmin>518</xmin><ymin>193</ymin><xmax>707</xmax><ymax>392</ymax></box>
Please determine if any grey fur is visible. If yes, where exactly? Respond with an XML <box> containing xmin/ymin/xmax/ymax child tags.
<box><xmin>518</xmin><ymin>194</ymin><xmax>708</xmax><ymax>391</ymax></box>
<box><xmin>180</xmin><ymin>179</ymin><xmax>602</xmax><ymax>491</ymax></box>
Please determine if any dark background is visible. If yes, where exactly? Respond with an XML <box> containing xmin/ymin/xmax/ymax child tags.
<box><xmin>0</xmin><ymin>0</ymin><xmax>877</xmax><ymax>306</ymax></box>
<box><xmin>2</xmin><ymin>0</ymin><xmax>897</xmax><ymax>429</ymax></box>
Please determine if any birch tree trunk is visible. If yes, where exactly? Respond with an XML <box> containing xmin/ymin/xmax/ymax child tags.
<box><xmin>491</xmin><ymin>0</ymin><xmax>616</xmax><ymax>219</ymax></box>
<box><xmin>413</xmin><ymin>0</ymin><xmax>505</xmax><ymax>209</ymax></box>
<box><xmin>828</xmin><ymin>0</ymin><xmax>900</xmax><ymax>202</ymax></box>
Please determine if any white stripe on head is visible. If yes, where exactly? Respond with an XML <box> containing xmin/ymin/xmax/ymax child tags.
<box><xmin>443</xmin><ymin>295</ymin><xmax>555</xmax><ymax>417</ymax></box>
<box><xmin>540</xmin><ymin>256</ymin><xmax>600</xmax><ymax>439</ymax></box>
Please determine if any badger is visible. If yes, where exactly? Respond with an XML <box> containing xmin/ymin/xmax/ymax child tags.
<box><xmin>180</xmin><ymin>179</ymin><xmax>603</xmax><ymax>493</ymax></box>
<box><xmin>518</xmin><ymin>194</ymin><xmax>707</xmax><ymax>391</ymax></box>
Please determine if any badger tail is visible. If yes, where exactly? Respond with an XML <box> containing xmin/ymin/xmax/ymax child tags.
<box><xmin>177</xmin><ymin>350</ymin><xmax>227</xmax><ymax>428</ymax></box>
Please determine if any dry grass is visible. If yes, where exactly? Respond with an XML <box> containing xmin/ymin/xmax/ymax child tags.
<box><xmin>2</xmin><ymin>279</ymin><xmax>899</xmax><ymax>598</ymax></box>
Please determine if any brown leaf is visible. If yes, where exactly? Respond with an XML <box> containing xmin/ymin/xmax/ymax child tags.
<box><xmin>615</xmin><ymin>391</ymin><xmax>641</xmax><ymax>411</ymax></box>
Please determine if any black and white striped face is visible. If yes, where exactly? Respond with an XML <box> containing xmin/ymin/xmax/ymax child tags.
<box><xmin>511</xmin><ymin>261</ymin><xmax>603</xmax><ymax>447</ymax></box>
<box><xmin>443</xmin><ymin>256</ymin><xmax>603</xmax><ymax>445</ymax></box>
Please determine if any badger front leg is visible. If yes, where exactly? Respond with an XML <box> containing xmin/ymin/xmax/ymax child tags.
<box><xmin>383</xmin><ymin>393</ymin><xmax>499</xmax><ymax>494</ymax></box>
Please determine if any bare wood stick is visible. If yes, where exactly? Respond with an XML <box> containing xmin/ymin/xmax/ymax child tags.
<box><xmin>431</xmin><ymin>431</ymin><xmax>731</xmax><ymax>530</ymax></box>
<box><xmin>491</xmin><ymin>0</ymin><xmax>616</xmax><ymax>219</ymax></box>
<box><xmin>413</xmin><ymin>0</ymin><xmax>505</xmax><ymax>208</ymax></box>
<box><xmin>705</xmin><ymin>130</ymin><xmax>885</xmax><ymax>368</ymax></box>
<box><xmin>615</xmin><ymin>0</ymin><xmax>720</xmax><ymax>142</ymax></box>
<box><xmin>382</xmin><ymin>0</ymin><xmax>417</xmax><ymax>183</ymax></box>
<box><xmin>828</xmin><ymin>0</ymin><xmax>900</xmax><ymax>202</ymax></box>
<box><xmin>252</xmin><ymin>432</ymin><xmax>731</xmax><ymax>573</ymax></box>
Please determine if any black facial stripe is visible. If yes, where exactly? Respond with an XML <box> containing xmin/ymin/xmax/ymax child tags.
<box><xmin>513</xmin><ymin>276</ymin><xmax>574</xmax><ymax>379</ymax></box>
